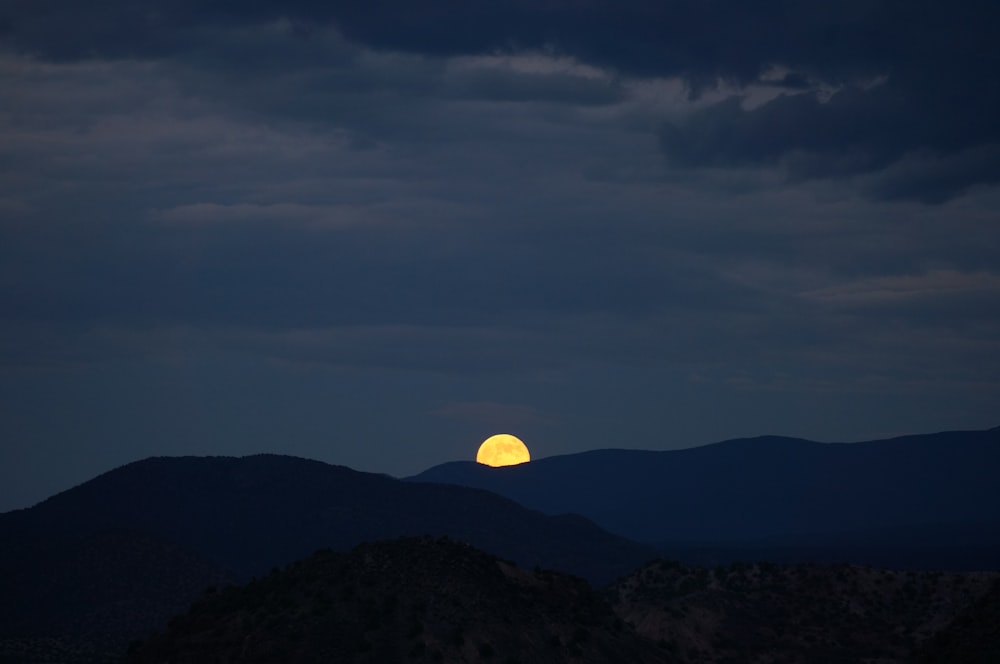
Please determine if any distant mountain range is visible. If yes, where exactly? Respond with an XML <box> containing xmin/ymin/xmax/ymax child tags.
<box><xmin>0</xmin><ymin>455</ymin><xmax>653</xmax><ymax>658</ymax></box>
<box><xmin>409</xmin><ymin>427</ymin><xmax>1000</xmax><ymax>568</ymax></box>
<box><xmin>3</xmin><ymin>427</ymin><xmax>999</xmax><ymax>660</ymax></box>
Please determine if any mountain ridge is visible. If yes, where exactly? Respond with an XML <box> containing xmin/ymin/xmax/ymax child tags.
<box><xmin>408</xmin><ymin>427</ymin><xmax>1000</xmax><ymax>566</ymax></box>
<box><xmin>0</xmin><ymin>454</ymin><xmax>656</xmax><ymax>657</ymax></box>
<box><xmin>4</xmin><ymin>427</ymin><xmax>999</xmax><ymax>659</ymax></box>
<box><xmin>123</xmin><ymin>536</ymin><xmax>1000</xmax><ymax>664</ymax></box>
<box><xmin>126</xmin><ymin>536</ymin><xmax>672</xmax><ymax>664</ymax></box>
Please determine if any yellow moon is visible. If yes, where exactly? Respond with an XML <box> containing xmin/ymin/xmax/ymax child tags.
<box><xmin>476</xmin><ymin>434</ymin><xmax>530</xmax><ymax>467</ymax></box>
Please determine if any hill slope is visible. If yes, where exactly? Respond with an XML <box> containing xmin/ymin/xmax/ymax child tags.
<box><xmin>409</xmin><ymin>428</ymin><xmax>1000</xmax><ymax>564</ymax></box>
<box><xmin>125</xmin><ymin>537</ymin><xmax>1000</xmax><ymax>664</ymax></box>
<box><xmin>915</xmin><ymin>577</ymin><xmax>1000</xmax><ymax>663</ymax></box>
<box><xmin>127</xmin><ymin>537</ymin><xmax>671</xmax><ymax>664</ymax></box>
<box><xmin>0</xmin><ymin>529</ymin><xmax>233</xmax><ymax>663</ymax></box>
<box><xmin>0</xmin><ymin>455</ymin><xmax>655</xmax><ymax>657</ymax></box>
<box><xmin>609</xmin><ymin>558</ymin><xmax>999</xmax><ymax>663</ymax></box>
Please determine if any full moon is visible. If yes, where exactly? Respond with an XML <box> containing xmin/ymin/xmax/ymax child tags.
<box><xmin>476</xmin><ymin>434</ymin><xmax>531</xmax><ymax>467</ymax></box>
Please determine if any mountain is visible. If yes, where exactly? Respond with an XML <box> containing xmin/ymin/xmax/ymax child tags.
<box><xmin>0</xmin><ymin>528</ymin><xmax>234</xmax><ymax>663</ymax></box>
<box><xmin>124</xmin><ymin>536</ymin><xmax>1000</xmax><ymax>664</ymax></box>
<box><xmin>608</xmin><ymin>558</ymin><xmax>999</xmax><ymax>663</ymax></box>
<box><xmin>0</xmin><ymin>455</ymin><xmax>656</xmax><ymax>658</ymax></box>
<box><xmin>126</xmin><ymin>536</ymin><xmax>671</xmax><ymax>664</ymax></box>
<box><xmin>5</xmin><ymin>427</ymin><xmax>999</xmax><ymax>660</ymax></box>
<box><xmin>915</xmin><ymin>577</ymin><xmax>1000</xmax><ymax>663</ymax></box>
<box><xmin>408</xmin><ymin>428</ymin><xmax>1000</xmax><ymax>567</ymax></box>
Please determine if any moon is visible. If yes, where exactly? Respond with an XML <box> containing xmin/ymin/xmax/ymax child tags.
<box><xmin>476</xmin><ymin>434</ymin><xmax>531</xmax><ymax>467</ymax></box>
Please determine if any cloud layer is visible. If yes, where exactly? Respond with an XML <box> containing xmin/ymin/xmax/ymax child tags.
<box><xmin>1</xmin><ymin>1</ymin><xmax>998</xmax><ymax>510</ymax></box>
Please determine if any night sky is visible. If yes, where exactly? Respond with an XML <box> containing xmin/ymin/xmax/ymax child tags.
<box><xmin>2</xmin><ymin>1</ymin><xmax>999</xmax><ymax>511</ymax></box>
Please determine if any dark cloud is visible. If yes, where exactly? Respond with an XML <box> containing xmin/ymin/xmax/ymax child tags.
<box><xmin>8</xmin><ymin>1</ymin><xmax>999</xmax><ymax>201</ymax></box>
<box><xmin>6</xmin><ymin>1</ymin><xmax>996</xmax><ymax>78</ymax></box>
<box><xmin>1</xmin><ymin>0</ymin><xmax>999</xmax><ymax>511</ymax></box>
<box><xmin>659</xmin><ymin>77</ymin><xmax>1000</xmax><ymax>202</ymax></box>
<box><xmin>864</xmin><ymin>144</ymin><xmax>1000</xmax><ymax>203</ymax></box>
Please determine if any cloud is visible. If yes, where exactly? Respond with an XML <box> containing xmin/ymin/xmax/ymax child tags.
<box><xmin>7</xmin><ymin>1</ymin><xmax>999</xmax><ymax>201</ymax></box>
<box><xmin>2</xmin><ymin>0</ymin><xmax>999</xmax><ymax>511</ymax></box>
<box><xmin>804</xmin><ymin>270</ymin><xmax>1000</xmax><ymax>306</ymax></box>
<box><xmin>442</xmin><ymin>53</ymin><xmax>622</xmax><ymax>105</ymax></box>
<box><xmin>658</xmin><ymin>80</ymin><xmax>1000</xmax><ymax>202</ymax></box>
<box><xmin>864</xmin><ymin>144</ymin><xmax>1000</xmax><ymax>203</ymax></box>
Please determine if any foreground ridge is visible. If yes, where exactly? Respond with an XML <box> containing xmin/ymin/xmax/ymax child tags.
<box><xmin>127</xmin><ymin>536</ymin><xmax>670</xmax><ymax>664</ymax></box>
<box><xmin>125</xmin><ymin>537</ymin><xmax>1000</xmax><ymax>664</ymax></box>
<box><xmin>611</xmin><ymin>558</ymin><xmax>999</xmax><ymax>663</ymax></box>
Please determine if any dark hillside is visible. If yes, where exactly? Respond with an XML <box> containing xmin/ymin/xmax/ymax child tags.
<box><xmin>0</xmin><ymin>454</ymin><xmax>653</xmax><ymax>584</ymax></box>
<box><xmin>123</xmin><ymin>538</ymin><xmax>1000</xmax><ymax>664</ymax></box>
<box><xmin>0</xmin><ymin>529</ymin><xmax>231</xmax><ymax>663</ymax></box>
<box><xmin>126</xmin><ymin>536</ymin><xmax>671</xmax><ymax>664</ymax></box>
<box><xmin>609</xmin><ymin>559</ymin><xmax>1000</xmax><ymax>663</ymax></box>
<box><xmin>0</xmin><ymin>455</ymin><xmax>655</xmax><ymax>657</ymax></box>
<box><xmin>409</xmin><ymin>428</ymin><xmax>1000</xmax><ymax>566</ymax></box>
<box><xmin>915</xmin><ymin>577</ymin><xmax>1000</xmax><ymax>663</ymax></box>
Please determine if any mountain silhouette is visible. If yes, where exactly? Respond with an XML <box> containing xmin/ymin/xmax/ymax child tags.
<box><xmin>4</xmin><ymin>428</ymin><xmax>999</xmax><ymax>660</ymax></box>
<box><xmin>0</xmin><ymin>528</ymin><xmax>233</xmax><ymax>661</ymax></box>
<box><xmin>125</xmin><ymin>536</ymin><xmax>999</xmax><ymax>664</ymax></box>
<box><xmin>409</xmin><ymin>428</ymin><xmax>1000</xmax><ymax>567</ymax></box>
<box><xmin>0</xmin><ymin>455</ymin><xmax>655</xmax><ymax>657</ymax></box>
<box><xmin>611</xmin><ymin>557</ymin><xmax>999</xmax><ymax>663</ymax></box>
<box><xmin>127</xmin><ymin>536</ymin><xmax>671</xmax><ymax>664</ymax></box>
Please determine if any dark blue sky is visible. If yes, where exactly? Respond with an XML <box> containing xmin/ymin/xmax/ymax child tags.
<box><xmin>2</xmin><ymin>1</ymin><xmax>999</xmax><ymax>511</ymax></box>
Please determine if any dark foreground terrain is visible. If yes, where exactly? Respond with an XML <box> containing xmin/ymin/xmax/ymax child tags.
<box><xmin>0</xmin><ymin>455</ymin><xmax>654</xmax><ymax>658</ymax></box>
<box><xmin>123</xmin><ymin>537</ymin><xmax>999</xmax><ymax>664</ymax></box>
<box><xmin>126</xmin><ymin>537</ymin><xmax>669</xmax><ymax>664</ymax></box>
<box><xmin>611</xmin><ymin>558</ymin><xmax>999</xmax><ymax>663</ymax></box>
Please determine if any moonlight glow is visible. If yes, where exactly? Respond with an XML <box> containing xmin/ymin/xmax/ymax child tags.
<box><xmin>476</xmin><ymin>434</ymin><xmax>531</xmax><ymax>467</ymax></box>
